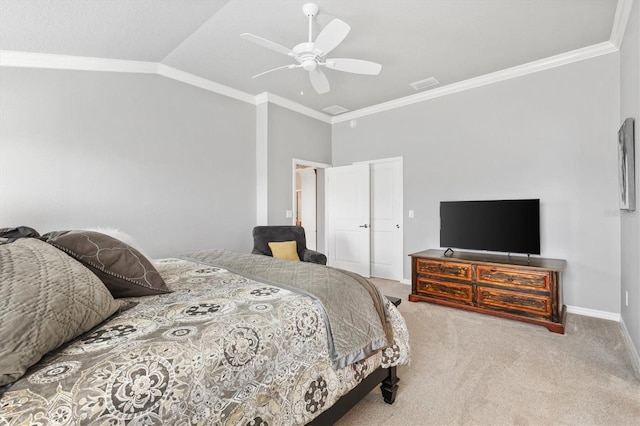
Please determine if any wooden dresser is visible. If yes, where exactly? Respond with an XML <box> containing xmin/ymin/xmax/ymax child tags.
<box><xmin>409</xmin><ymin>249</ymin><xmax>566</xmax><ymax>333</ymax></box>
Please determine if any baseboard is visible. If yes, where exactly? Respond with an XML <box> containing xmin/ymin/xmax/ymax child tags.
<box><xmin>400</xmin><ymin>278</ymin><xmax>411</xmax><ymax>285</ymax></box>
<box><xmin>565</xmin><ymin>305</ymin><xmax>620</xmax><ymax>321</ymax></box>
<box><xmin>620</xmin><ymin>318</ymin><xmax>640</xmax><ymax>380</ymax></box>
<box><xmin>565</xmin><ymin>305</ymin><xmax>640</xmax><ymax>377</ymax></box>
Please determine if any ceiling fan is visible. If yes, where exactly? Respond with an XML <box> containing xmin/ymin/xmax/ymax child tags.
<box><xmin>240</xmin><ymin>2</ymin><xmax>382</xmax><ymax>95</ymax></box>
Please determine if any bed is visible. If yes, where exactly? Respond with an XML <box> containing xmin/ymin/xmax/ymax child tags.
<box><xmin>0</xmin><ymin>230</ymin><xmax>410</xmax><ymax>425</ymax></box>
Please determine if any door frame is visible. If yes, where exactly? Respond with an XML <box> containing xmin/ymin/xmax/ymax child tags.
<box><xmin>292</xmin><ymin>159</ymin><xmax>331</xmax><ymax>250</ymax></box>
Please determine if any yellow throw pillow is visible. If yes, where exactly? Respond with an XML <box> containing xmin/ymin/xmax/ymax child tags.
<box><xmin>268</xmin><ymin>241</ymin><xmax>300</xmax><ymax>261</ymax></box>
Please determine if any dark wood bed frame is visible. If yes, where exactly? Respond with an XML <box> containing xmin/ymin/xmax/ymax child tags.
<box><xmin>307</xmin><ymin>366</ymin><xmax>399</xmax><ymax>425</ymax></box>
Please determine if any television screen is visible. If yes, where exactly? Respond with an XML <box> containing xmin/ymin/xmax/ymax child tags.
<box><xmin>440</xmin><ymin>199</ymin><xmax>540</xmax><ymax>255</ymax></box>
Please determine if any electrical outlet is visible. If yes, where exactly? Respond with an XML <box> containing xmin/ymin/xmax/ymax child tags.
<box><xmin>285</xmin><ymin>210</ymin><xmax>292</xmax><ymax>218</ymax></box>
<box><xmin>626</xmin><ymin>290</ymin><xmax>629</xmax><ymax>307</ymax></box>
<box><xmin>408</xmin><ymin>210</ymin><xmax>414</xmax><ymax>218</ymax></box>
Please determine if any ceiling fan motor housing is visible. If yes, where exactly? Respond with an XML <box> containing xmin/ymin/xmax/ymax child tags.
<box><xmin>293</xmin><ymin>42</ymin><xmax>320</xmax><ymax>71</ymax></box>
<box><xmin>293</xmin><ymin>42</ymin><xmax>315</xmax><ymax>56</ymax></box>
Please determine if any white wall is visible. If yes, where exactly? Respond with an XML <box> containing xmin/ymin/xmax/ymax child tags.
<box><xmin>0</xmin><ymin>67</ymin><xmax>256</xmax><ymax>257</ymax></box>
<box><xmin>332</xmin><ymin>53</ymin><xmax>621</xmax><ymax>315</ymax></box>
<box><xmin>620</xmin><ymin>0</ymin><xmax>640</xmax><ymax>368</ymax></box>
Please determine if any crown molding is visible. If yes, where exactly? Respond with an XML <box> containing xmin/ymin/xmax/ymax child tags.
<box><xmin>156</xmin><ymin>64</ymin><xmax>255</xmax><ymax>104</ymax></box>
<box><xmin>1</xmin><ymin>0</ymin><xmax>632</xmax><ymax>126</ymax></box>
<box><xmin>332</xmin><ymin>41</ymin><xmax>618</xmax><ymax>123</ymax></box>
<box><xmin>254</xmin><ymin>92</ymin><xmax>270</xmax><ymax>105</ymax></box>
<box><xmin>257</xmin><ymin>92</ymin><xmax>332</xmax><ymax>123</ymax></box>
<box><xmin>0</xmin><ymin>50</ymin><xmax>158</xmax><ymax>73</ymax></box>
<box><xmin>332</xmin><ymin>0</ymin><xmax>632</xmax><ymax>123</ymax></box>
<box><xmin>610</xmin><ymin>0</ymin><xmax>634</xmax><ymax>49</ymax></box>
<box><xmin>0</xmin><ymin>51</ymin><xmax>255</xmax><ymax>105</ymax></box>
<box><xmin>0</xmin><ymin>50</ymin><xmax>331</xmax><ymax>121</ymax></box>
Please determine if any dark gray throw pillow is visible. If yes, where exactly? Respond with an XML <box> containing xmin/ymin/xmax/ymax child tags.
<box><xmin>41</xmin><ymin>230</ymin><xmax>171</xmax><ymax>298</ymax></box>
<box><xmin>0</xmin><ymin>226</ymin><xmax>40</xmax><ymax>242</ymax></box>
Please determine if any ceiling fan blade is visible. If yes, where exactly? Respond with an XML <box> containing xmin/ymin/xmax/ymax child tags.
<box><xmin>325</xmin><ymin>58</ymin><xmax>382</xmax><ymax>75</ymax></box>
<box><xmin>251</xmin><ymin>64</ymin><xmax>297</xmax><ymax>79</ymax></box>
<box><xmin>313</xmin><ymin>19</ymin><xmax>350</xmax><ymax>56</ymax></box>
<box><xmin>240</xmin><ymin>33</ymin><xmax>293</xmax><ymax>56</ymax></box>
<box><xmin>309</xmin><ymin>68</ymin><xmax>330</xmax><ymax>94</ymax></box>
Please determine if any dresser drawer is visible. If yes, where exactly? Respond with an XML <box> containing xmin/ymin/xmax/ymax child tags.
<box><xmin>477</xmin><ymin>286</ymin><xmax>550</xmax><ymax>318</ymax></box>
<box><xmin>416</xmin><ymin>259</ymin><xmax>472</xmax><ymax>281</ymax></box>
<box><xmin>476</xmin><ymin>266</ymin><xmax>549</xmax><ymax>291</ymax></box>
<box><xmin>416</xmin><ymin>277</ymin><xmax>473</xmax><ymax>304</ymax></box>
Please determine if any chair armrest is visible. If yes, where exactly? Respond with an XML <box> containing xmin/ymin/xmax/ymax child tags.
<box><xmin>300</xmin><ymin>248</ymin><xmax>327</xmax><ymax>265</ymax></box>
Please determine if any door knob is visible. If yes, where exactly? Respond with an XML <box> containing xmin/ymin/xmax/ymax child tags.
<box><xmin>359</xmin><ymin>224</ymin><xmax>369</xmax><ymax>228</ymax></box>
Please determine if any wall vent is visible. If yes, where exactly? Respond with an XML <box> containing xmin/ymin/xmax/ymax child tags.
<box><xmin>322</xmin><ymin>105</ymin><xmax>349</xmax><ymax>115</ymax></box>
<box><xmin>410</xmin><ymin>77</ymin><xmax>440</xmax><ymax>91</ymax></box>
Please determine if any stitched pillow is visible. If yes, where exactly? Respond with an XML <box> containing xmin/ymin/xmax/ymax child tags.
<box><xmin>41</xmin><ymin>230</ymin><xmax>171</xmax><ymax>298</ymax></box>
<box><xmin>268</xmin><ymin>240</ymin><xmax>300</xmax><ymax>261</ymax></box>
<box><xmin>84</xmin><ymin>226</ymin><xmax>154</xmax><ymax>265</ymax></box>
<box><xmin>0</xmin><ymin>238</ymin><xmax>122</xmax><ymax>386</ymax></box>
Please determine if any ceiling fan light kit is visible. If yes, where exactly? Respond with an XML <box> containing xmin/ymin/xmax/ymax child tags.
<box><xmin>240</xmin><ymin>2</ymin><xmax>382</xmax><ymax>95</ymax></box>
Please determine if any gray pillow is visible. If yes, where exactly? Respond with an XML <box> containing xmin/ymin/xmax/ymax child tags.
<box><xmin>0</xmin><ymin>226</ymin><xmax>40</xmax><ymax>241</ymax></box>
<box><xmin>0</xmin><ymin>238</ymin><xmax>122</xmax><ymax>386</ymax></box>
<box><xmin>41</xmin><ymin>230</ymin><xmax>171</xmax><ymax>298</ymax></box>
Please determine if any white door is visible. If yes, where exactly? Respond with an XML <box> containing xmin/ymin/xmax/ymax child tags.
<box><xmin>325</xmin><ymin>164</ymin><xmax>371</xmax><ymax>277</ymax></box>
<box><xmin>370</xmin><ymin>159</ymin><xmax>403</xmax><ymax>280</ymax></box>
<box><xmin>298</xmin><ymin>168</ymin><xmax>317</xmax><ymax>250</ymax></box>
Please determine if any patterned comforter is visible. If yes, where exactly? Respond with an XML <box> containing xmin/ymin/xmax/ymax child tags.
<box><xmin>0</xmin><ymin>256</ymin><xmax>410</xmax><ymax>425</ymax></box>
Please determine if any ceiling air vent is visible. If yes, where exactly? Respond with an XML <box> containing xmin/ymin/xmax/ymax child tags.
<box><xmin>322</xmin><ymin>105</ymin><xmax>349</xmax><ymax>115</ymax></box>
<box><xmin>410</xmin><ymin>77</ymin><xmax>439</xmax><ymax>91</ymax></box>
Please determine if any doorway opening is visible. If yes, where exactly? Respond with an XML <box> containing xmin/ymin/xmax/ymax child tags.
<box><xmin>292</xmin><ymin>159</ymin><xmax>330</xmax><ymax>252</ymax></box>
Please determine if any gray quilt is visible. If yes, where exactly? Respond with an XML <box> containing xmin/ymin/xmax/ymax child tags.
<box><xmin>181</xmin><ymin>249</ymin><xmax>392</xmax><ymax>369</ymax></box>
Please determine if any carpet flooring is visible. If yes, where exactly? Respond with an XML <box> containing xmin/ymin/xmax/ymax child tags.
<box><xmin>336</xmin><ymin>278</ymin><xmax>640</xmax><ymax>425</ymax></box>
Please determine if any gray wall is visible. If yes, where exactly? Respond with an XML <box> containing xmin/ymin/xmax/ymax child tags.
<box><xmin>332</xmin><ymin>53</ymin><xmax>621</xmax><ymax>314</ymax></box>
<box><xmin>267</xmin><ymin>103</ymin><xmax>331</xmax><ymax>224</ymax></box>
<box><xmin>620</xmin><ymin>0</ymin><xmax>640</xmax><ymax>365</ymax></box>
<box><xmin>0</xmin><ymin>67</ymin><xmax>256</xmax><ymax>257</ymax></box>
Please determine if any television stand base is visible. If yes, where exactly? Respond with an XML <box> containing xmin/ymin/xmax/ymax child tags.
<box><xmin>409</xmin><ymin>249</ymin><xmax>566</xmax><ymax>334</ymax></box>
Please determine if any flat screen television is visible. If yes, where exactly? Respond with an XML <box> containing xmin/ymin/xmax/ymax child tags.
<box><xmin>440</xmin><ymin>199</ymin><xmax>540</xmax><ymax>255</ymax></box>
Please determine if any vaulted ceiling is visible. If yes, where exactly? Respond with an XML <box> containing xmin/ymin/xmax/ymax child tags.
<box><xmin>0</xmin><ymin>0</ymin><xmax>624</xmax><ymax>117</ymax></box>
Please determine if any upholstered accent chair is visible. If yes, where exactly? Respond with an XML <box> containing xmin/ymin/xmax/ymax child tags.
<box><xmin>252</xmin><ymin>226</ymin><xmax>327</xmax><ymax>265</ymax></box>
